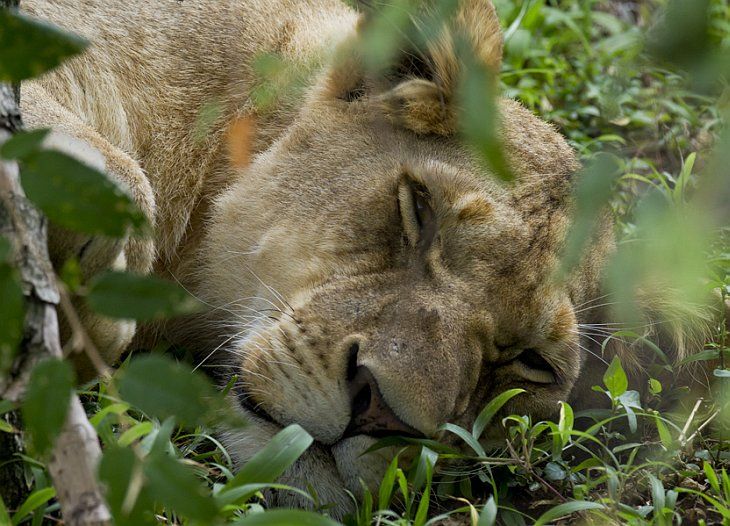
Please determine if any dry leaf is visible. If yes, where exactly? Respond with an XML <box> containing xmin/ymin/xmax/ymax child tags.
<box><xmin>226</xmin><ymin>115</ymin><xmax>255</xmax><ymax>169</ymax></box>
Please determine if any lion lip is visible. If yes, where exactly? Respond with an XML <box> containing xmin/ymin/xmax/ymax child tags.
<box><xmin>234</xmin><ymin>384</ymin><xmax>278</xmax><ymax>425</ymax></box>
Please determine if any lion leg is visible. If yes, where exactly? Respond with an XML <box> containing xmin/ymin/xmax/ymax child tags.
<box><xmin>20</xmin><ymin>82</ymin><xmax>156</xmax><ymax>378</ymax></box>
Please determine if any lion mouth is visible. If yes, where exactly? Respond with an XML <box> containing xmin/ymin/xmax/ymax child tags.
<box><xmin>234</xmin><ymin>382</ymin><xmax>424</xmax><ymax>444</ymax></box>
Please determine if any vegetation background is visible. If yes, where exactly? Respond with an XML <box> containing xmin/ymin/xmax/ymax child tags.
<box><xmin>0</xmin><ymin>0</ymin><xmax>728</xmax><ymax>524</ymax></box>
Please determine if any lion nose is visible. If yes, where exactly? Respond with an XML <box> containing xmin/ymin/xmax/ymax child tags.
<box><xmin>344</xmin><ymin>365</ymin><xmax>423</xmax><ymax>438</ymax></box>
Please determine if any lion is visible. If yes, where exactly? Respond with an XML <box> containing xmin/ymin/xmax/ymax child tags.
<box><xmin>19</xmin><ymin>0</ymin><xmax>719</xmax><ymax>516</ymax></box>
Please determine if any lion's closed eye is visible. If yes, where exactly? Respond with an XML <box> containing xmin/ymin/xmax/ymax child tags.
<box><xmin>511</xmin><ymin>349</ymin><xmax>556</xmax><ymax>384</ymax></box>
<box><xmin>398</xmin><ymin>173</ymin><xmax>437</xmax><ymax>252</ymax></box>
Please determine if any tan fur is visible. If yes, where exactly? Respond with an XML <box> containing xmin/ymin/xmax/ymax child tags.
<box><xmin>19</xmin><ymin>0</ymin><xmax>712</xmax><ymax>516</ymax></box>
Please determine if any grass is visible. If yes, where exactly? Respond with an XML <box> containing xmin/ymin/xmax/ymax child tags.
<box><xmin>2</xmin><ymin>0</ymin><xmax>729</xmax><ymax>524</ymax></box>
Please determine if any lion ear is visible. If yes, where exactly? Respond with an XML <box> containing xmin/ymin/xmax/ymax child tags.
<box><xmin>346</xmin><ymin>0</ymin><xmax>503</xmax><ymax>136</ymax></box>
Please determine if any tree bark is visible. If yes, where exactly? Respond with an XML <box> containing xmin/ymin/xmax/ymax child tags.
<box><xmin>0</xmin><ymin>2</ymin><xmax>112</xmax><ymax>524</ymax></box>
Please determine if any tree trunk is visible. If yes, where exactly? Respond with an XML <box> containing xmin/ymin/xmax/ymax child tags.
<box><xmin>0</xmin><ymin>43</ymin><xmax>29</xmax><ymax>510</ymax></box>
<box><xmin>0</xmin><ymin>2</ymin><xmax>112</xmax><ymax>524</ymax></box>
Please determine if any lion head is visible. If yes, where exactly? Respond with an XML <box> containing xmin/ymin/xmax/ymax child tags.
<box><xmin>193</xmin><ymin>0</ymin><xmax>614</xmax><ymax>514</ymax></box>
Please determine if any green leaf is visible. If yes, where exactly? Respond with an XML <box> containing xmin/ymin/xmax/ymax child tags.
<box><xmin>458</xmin><ymin>46</ymin><xmax>513</xmax><ymax>182</ymax></box>
<box><xmin>20</xmin><ymin>150</ymin><xmax>146</xmax><ymax>237</ymax></box>
<box><xmin>0</xmin><ymin>10</ymin><xmax>88</xmax><ymax>82</ymax></box>
<box><xmin>216</xmin><ymin>483</ymin><xmax>311</xmax><ymax>507</ymax></box>
<box><xmin>144</xmin><ymin>451</ymin><xmax>219</xmax><ymax>522</ymax></box>
<box><xmin>118</xmin><ymin>354</ymin><xmax>220</xmax><ymax>426</ymax></box>
<box><xmin>21</xmin><ymin>358</ymin><xmax>74</xmax><ymax>454</ymax></box>
<box><xmin>0</xmin><ymin>495</ymin><xmax>11</xmax><ymax>525</ymax></box>
<box><xmin>0</xmin><ymin>419</ymin><xmax>14</xmax><ymax>433</ymax></box>
<box><xmin>649</xmin><ymin>378</ymin><xmax>663</xmax><ymax>395</ymax></box>
<box><xmin>413</xmin><ymin>478</ymin><xmax>431</xmax><ymax>526</ymax></box>
<box><xmin>677</xmin><ymin>349</ymin><xmax>730</xmax><ymax>366</ymax></box>
<box><xmin>89</xmin><ymin>402</ymin><xmax>130</xmax><ymax>428</ymax></box>
<box><xmin>234</xmin><ymin>510</ymin><xmax>342</xmax><ymax>526</ymax></box>
<box><xmin>501</xmin><ymin>508</ymin><xmax>528</xmax><ymax>526</ymax></box>
<box><xmin>99</xmin><ymin>446</ymin><xmax>155</xmax><ymax>526</ymax></box>
<box><xmin>87</xmin><ymin>271</ymin><xmax>204</xmax><ymax>321</ymax></box>
<box><xmin>534</xmin><ymin>501</ymin><xmax>604</xmax><ymax>526</ymax></box>
<box><xmin>397</xmin><ymin>467</ymin><xmax>409</xmax><ymax>508</ymax></box>
<box><xmin>704</xmin><ymin>462</ymin><xmax>721</xmax><ymax>494</ymax></box>
<box><xmin>0</xmin><ymin>238</ymin><xmax>24</xmax><ymax>374</ymax></box>
<box><xmin>674</xmin><ymin>152</ymin><xmax>696</xmax><ymax>203</ymax></box>
<box><xmin>441</xmin><ymin>422</ymin><xmax>486</xmax><ymax>457</ymax></box>
<box><xmin>0</xmin><ymin>400</ymin><xmax>14</xmax><ymax>415</ymax></box>
<box><xmin>654</xmin><ymin>413</ymin><xmax>674</xmax><ymax>449</ymax></box>
<box><xmin>11</xmin><ymin>487</ymin><xmax>56</xmax><ymax>526</ymax></box>
<box><xmin>557</xmin><ymin>401</ymin><xmax>574</xmax><ymax>449</ymax></box>
<box><xmin>362</xmin><ymin>435</ymin><xmax>458</xmax><ymax>456</ymax></box>
<box><xmin>544</xmin><ymin>462</ymin><xmax>567</xmax><ymax>481</ymax></box>
<box><xmin>472</xmin><ymin>388</ymin><xmax>526</xmax><ymax>440</ymax></box>
<box><xmin>603</xmin><ymin>356</ymin><xmax>628</xmax><ymax>399</ymax></box>
<box><xmin>359</xmin><ymin>487</ymin><xmax>373</xmax><ymax>526</ymax></box>
<box><xmin>223</xmin><ymin>424</ymin><xmax>313</xmax><ymax>490</ymax></box>
<box><xmin>411</xmin><ymin>446</ymin><xmax>437</xmax><ymax>492</ymax></box>
<box><xmin>559</xmin><ymin>153</ymin><xmax>621</xmax><ymax>275</ymax></box>
<box><xmin>648</xmin><ymin>474</ymin><xmax>666</xmax><ymax>515</ymax></box>
<box><xmin>118</xmin><ymin>421</ymin><xmax>155</xmax><ymax>447</ymax></box>
<box><xmin>478</xmin><ymin>495</ymin><xmax>498</xmax><ymax>526</ymax></box>
<box><xmin>378</xmin><ymin>455</ymin><xmax>399</xmax><ymax>510</ymax></box>
<box><xmin>0</xmin><ymin>129</ymin><xmax>50</xmax><ymax>160</ymax></box>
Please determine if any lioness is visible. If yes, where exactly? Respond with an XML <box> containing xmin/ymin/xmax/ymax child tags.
<box><xmin>19</xmin><ymin>0</ymin><xmax>712</xmax><ymax>516</ymax></box>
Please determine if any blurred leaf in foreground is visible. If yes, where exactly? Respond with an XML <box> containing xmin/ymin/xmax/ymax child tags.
<box><xmin>99</xmin><ymin>446</ymin><xmax>155</xmax><ymax>526</ymax></box>
<box><xmin>356</xmin><ymin>0</ymin><xmax>415</xmax><ymax>75</ymax></box>
<box><xmin>117</xmin><ymin>354</ymin><xmax>223</xmax><ymax>427</ymax></box>
<box><xmin>0</xmin><ymin>9</ymin><xmax>88</xmax><ymax>82</ymax></box>
<box><xmin>559</xmin><ymin>153</ymin><xmax>621</xmax><ymax>276</ymax></box>
<box><xmin>18</xmin><ymin>150</ymin><xmax>147</xmax><ymax>237</ymax></box>
<box><xmin>606</xmin><ymin>187</ymin><xmax>711</xmax><ymax>325</ymax></box>
<box><xmin>648</xmin><ymin>0</ymin><xmax>730</xmax><ymax>92</ymax></box>
<box><xmin>21</xmin><ymin>358</ymin><xmax>74</xmax><ymax>454</ymax></box>
<box><xmin>86</xmin><ymin>271</ymin><xmax>204</xmax><ymax>321</ymax></box>
<box><xmin>144</xmin><ymin>449</ymin><xmax>219</xmax><ymax>522</ymax></box>
<box><xmin>457</xmin><ymin>35</ymin><xmax>513</xmax><ymax>182</ymax></box>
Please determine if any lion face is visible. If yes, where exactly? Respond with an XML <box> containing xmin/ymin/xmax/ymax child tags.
<box><xmin>197</xmin><ymin>0</ymin><xmax>611</xmax><ymax>514</ymax></box>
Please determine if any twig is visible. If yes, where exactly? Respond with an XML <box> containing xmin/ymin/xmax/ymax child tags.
<box><xmin>504</xmin><ymin>438</ymin><xmax>567</xmax><ymax>503</ymax></box>
<box><xmin>57</xmin><ymin>282</ymin><xmax>111</xmax><ymax>379</ymax></box>
<box><xmin>678</xmin><ymin>397</ymin><xmax>703</xmax><ymax>448</ymax></box>
<box><xmin>0</xmin><ymin>83</ymin><xmax>112</xmax><ymax>524</ymax></box>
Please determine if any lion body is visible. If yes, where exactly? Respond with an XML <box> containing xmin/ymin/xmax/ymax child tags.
<box><xmin>20</xmin><ymin>0</ymin><xmax>639</xmax><ymax>515</ymax></box>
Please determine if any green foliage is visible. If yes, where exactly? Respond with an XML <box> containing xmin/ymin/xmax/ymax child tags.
<box><xmin>225</xmin><ymin>424</ymin><xmax>313</xmax><ymax>488</ymax></box>
<box><xmin>10</xmin><ymin>487</ymin><xmax>56</xmax><ymax>526</ymax></box>
<box><xmin>458</xmin><ymin>50</ymin><xmax>513</xmax><ymax>181</ymax></box>
<box><xmin>0</xmin><ymin>9</ymin><xmax>87</xmax><ymax>82</ymax></box>
<box><xmin>117</xmin><ymin>354</ymin><xmax>223</xmax><ymax>427</ymax></box>
<box><xmin>603</xmin><ymin>355</ymin><xmax>628</xmax><ymax>400</ymax></box>
<box><xmin>87</xmin><ymin>271</ymin><xmax>204</xmax><ymax>321</ymax></box>
<box><xmin>234</xmin><ymin>510</ymin><xmax>343</xmax><ymax>526</ymax></box>
<box><xmin>1</xmin><ymin>142</ymin><xmax>147</xmax><ymax>237</ymax></box>
<box><xmin>21</xmin><ymin>358</ymin><xmax>74</xmax><ymax>454</ymax></box>
<box><xmin>472</xmin><ymin>388</ymin><xmax>525</xmax><ymax>439</ymax></box>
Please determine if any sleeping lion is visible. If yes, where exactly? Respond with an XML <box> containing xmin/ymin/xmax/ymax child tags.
<box><xmin>20</xmin><ymin>0</ymin><xmax>714</xmax><ymax>516</ymax></box>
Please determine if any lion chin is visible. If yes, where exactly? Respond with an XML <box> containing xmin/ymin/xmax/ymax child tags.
<box><xmin>19</xmin><ymin>0</ymin><xmax>716</xmax><ymax>518</ymax></box>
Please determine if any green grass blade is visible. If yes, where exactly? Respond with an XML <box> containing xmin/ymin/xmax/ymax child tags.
<box><xmin>534</xmin><ymin>501</ymin><xmax>604</xmax><ymax>526</ymax></box>
<box><xmin>11</xmin><ymin>488</ymin><xmax>56</xmax><ymax>526</ymax></box>
<box><xmin>223</xmin><ymin>424</ymin><xmax>313</xmax><ymax>490</ymax></box>
<box><xmin>233</xmin><ymin>509</ymin><xmax>342</xmax><ymax>526</ymax></box>
<box><xmin>472</xmin><ymin>389</ymin><xmax>525</xmax><ymax>440</ymax></box>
